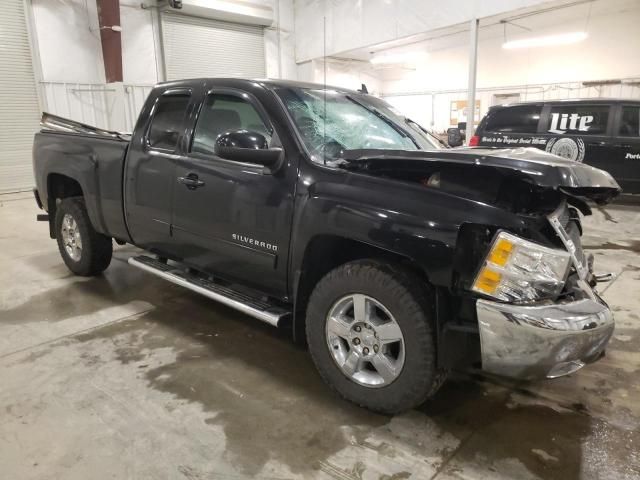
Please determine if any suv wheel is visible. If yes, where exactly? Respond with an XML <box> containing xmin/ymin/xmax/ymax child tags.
<box><xmin>306</xmin><ymin>259</ymin><xmax>446</xmax><ymax>414</ymax></box>
<box><xmin>55</xmin><ymin>197</ymin><xmax>113</xmax><ymax>276</ymax></box>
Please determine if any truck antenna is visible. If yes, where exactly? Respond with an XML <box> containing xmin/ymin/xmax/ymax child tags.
<box><xmin>323</xmin><ymin>15</ymin><xmax>327</xmax><ymax>166</ymax></box>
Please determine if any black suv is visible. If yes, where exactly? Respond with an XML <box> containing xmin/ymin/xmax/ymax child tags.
<box><xmin>470</xmin><ymin>99</ymin><xmax>640</xmax><ymax>194</ymax></box>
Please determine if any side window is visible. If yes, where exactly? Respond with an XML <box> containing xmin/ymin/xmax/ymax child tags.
<box><xmin>546</xmin><ymin>105</ymin><xmax>610</xmax><ymax>135</ymax></box>
<box><xmin>619</xmin><ymin>106</ymin><xmax>640</xmax><ymax>137</ymax></box>
<box><xmin>148</xmin><ymin>94</ymin><xmax>191</xmax><ymax>151</ymax></box>
<box><xmin>484</xmin><ymin>105</ymin><xmax>542</xmax><ymax>133</ymax></box>
<box><xmin>191</xmin><ymin>94</ymin><xmax>272</xmax><ymax>155</ymax></box>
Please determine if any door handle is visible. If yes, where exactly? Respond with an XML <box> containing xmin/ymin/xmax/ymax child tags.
<box><xmin>177</xmin><ymin>173</ymin><xmax>205</xmax><ymax>190</ymax></box>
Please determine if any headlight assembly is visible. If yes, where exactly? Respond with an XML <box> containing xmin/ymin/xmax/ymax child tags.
<box><xmin>472</xmin><ymin>231</ymin><xmax>571</xmax><ymax>302</ymax></box>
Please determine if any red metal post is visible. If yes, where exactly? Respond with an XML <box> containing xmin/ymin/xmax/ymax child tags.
<box><xmin>96</xmin><ymin>0</ymin><xmax>123</xmax><ymax>83</ymax></box>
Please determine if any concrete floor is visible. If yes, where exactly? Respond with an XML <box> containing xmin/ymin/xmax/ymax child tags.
<box><xmin>1</xmin><ymin>192</ymin><xmax>639</xmax><ymax>480</ymax></box>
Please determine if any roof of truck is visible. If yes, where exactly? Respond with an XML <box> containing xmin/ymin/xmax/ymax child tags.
<box><xmin>155</xmin><ymin>77</ymin><xmax>362</xmax><ymax>94</ymax></box>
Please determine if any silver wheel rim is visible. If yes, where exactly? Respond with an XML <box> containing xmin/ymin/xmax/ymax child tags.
<box><xmin>61</xmin><ymin>213</ymin><xmax>82</xmax><ymax>261</ymax></box>
<box><xmin>325</xmin><ymin>294</ymin><xmax>405</xmax><ymax>388</ymax></box>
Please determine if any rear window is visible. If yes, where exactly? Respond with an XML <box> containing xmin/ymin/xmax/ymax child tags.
<box><xmin>483</xmin><ymin>105</ymin><xmax>542</xmax><ymax>133</ymax></box>
<box><xmin>148</xmin><ymin>94</ymin><xmax>191</xmax><ymax>151</ymax></box>
<box><xmin>546</xmin><ymin>105</ymin><xmax>609</xmax><ymax>135</ymax></box>
<box><xmin>619</xmin><ymin>106</ymin><xmax>640</xmax><ymax>137</ymax></box>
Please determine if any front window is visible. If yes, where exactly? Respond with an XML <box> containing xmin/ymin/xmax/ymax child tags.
<box><xmin>191</xmin><ymin>93</ymin><xmax>272</xmax><ymax>155</ymax></box>
<box><xmin>276</xmin><ymin>87</ymin><xmax>436</xmax><ymax>164</ymax></box>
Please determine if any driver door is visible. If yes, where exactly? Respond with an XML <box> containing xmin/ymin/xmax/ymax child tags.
<box><xmin>171</xmin><ymin>88</ymin><xmax>294</xmax><ymax>297</ymax></box>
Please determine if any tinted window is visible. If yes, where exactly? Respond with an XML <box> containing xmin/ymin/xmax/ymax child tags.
<box><xmin>148</xmin><ymin>94</ymin><xmax>190</xmax><ymax>150</ymax></box>
<box><xmin>547</xmin><ymin>105</ymin><xmax>609</xmax><ymax>135</ymax></box>
<box><xmin>619</xmin><ymin>106</ymin><xmax>640</xmax><ymax>137</ymax></box>
<box><xmin>191</xmin><ymin>94</ymin><xmax>271</xmax><ymax>155</ymax></box>
<box><xmin>484</xmin><ymin>105</ymin><xmax>542</xmax><ymax>133</ymax></box>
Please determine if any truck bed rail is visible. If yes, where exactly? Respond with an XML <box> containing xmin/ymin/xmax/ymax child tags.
<box><xmin>40</xmin><ymin>112</ymin><xmax>131</xmax><ymax>141</ymax></box>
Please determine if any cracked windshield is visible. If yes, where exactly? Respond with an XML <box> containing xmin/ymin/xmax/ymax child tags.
<box><xmin>276</xmin><ymin>87</ymin><xmax>439</xmax><ymax>163</ymax></box>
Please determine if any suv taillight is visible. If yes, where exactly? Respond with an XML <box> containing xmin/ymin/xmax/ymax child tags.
<box><xmin>469</xmin><ymin>135</ymin><xmax>480</xmax><ymax>146</ymax></box>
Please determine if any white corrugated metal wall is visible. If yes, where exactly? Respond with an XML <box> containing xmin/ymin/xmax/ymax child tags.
<box><xmin>161</xmin><ymin>12</ymin><xmax>265</xmax><ymax>80</ymax></box>
<box><xmin>384</xmin><ymin>79</ymin><xmax>640</xmax><ymax>132</ymax></box>
<box><xmin>0</xmin><ymin>0</ymin><xmax>41</xmax><ymax>193</ymax></box>
<box><xmin>39</xmin><ymin>83</ymin><xmax>154</xmax><ymax>133</ymax></box>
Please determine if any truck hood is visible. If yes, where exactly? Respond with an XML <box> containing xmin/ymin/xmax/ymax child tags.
<box><xmin>340</xmin><ymin>147</ymin><xmax>621</xmax><ymax>204</ymax></box>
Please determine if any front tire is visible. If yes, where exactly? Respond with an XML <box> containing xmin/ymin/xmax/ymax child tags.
<box><xmin>306</xmin><ymin>259</ymin><xmax>446</xmax><ymax>414</ymax></box>
<box><xmin>55</xmin><ymin>197</ymin><xmax>112</xmax><ymax>276</ymax></box>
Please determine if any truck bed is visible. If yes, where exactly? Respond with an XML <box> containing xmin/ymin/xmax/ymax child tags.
<box><xmin>33</xmin><ymin>127</ymin><xmax>131</xmax><ymax>242</ymax></box>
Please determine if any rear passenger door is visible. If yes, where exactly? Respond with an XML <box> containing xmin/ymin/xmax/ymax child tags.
<box><xmin>125</xmin><ymin>89</ymin><xmax>193</xmax><ymax>254</ymax></box>
<box><xmin>477</xmin><ymin>104</ymin><xmax>544</xmax><ymax>148</ymax></box>
<box><xmin>611</xmin><ymin>104</ymin><xmax>640</xmax><ymax>193</ymax></box>
<box><xmin>540</xmin><ymin>103</ymin><xmax>612</xmax><ymax>171</ymax></box>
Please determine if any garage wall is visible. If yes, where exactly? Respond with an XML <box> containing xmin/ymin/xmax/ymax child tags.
<box><xmin>294</xmin><ymin>0</ymin><xmax>563</xmax><ymax>62</ymax></box>
<box><xmin>380</xmin><ymin>2</ymin><xmax>640</xmax><ymax>131</ymax></box>
<box><xmin>295</xmin><ymin>0</ymin><xmax>640</xmax><ymax>132</ymax></box>
<box><xmin>297</xmin><ymin>59</ymin><xmax>382</xmax><ymax>94</ymax></box>
<box><xmin>383</xmin><ymin>80</ymin><xmax>640</xmax><ymax>133</ymax></box>
<box><xmin>0</xmin><ymin>0</ymin><xmax>42</xmax><ymax>193</ymax></box>
<box><xmin>381</xmin><ymin>4</ymin><xmax>640</xmax><ymax>94</ymax></box>
<box><xmin>27</xmin><ymin>0</ymin><xmax>296</xmax><ymax>131</ymax></box>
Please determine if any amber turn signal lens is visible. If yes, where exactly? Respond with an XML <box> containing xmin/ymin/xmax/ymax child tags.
<box><xmin>474</xmin><ymin>268</ymin><xmax>502</xmax><ymax>294</ymax></box>
<box><xmin>488</xmin><ymin>238</ymin><xmax>513</xmax><ymax>267</ymax></box>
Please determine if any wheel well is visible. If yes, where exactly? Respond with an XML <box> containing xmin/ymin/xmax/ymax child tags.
<box><xmin>292</xmin><ymin>235</ymin><xmax>429</xmax><ymax>344</ymax></box>
<box><xmin>46</xmin><ymin>174</ymin><xmax>84</xmax><ymax>238</ymax></box>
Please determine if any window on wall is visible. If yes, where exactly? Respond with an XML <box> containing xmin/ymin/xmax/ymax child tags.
<box><xmin>619</xmin><ymin>106</ymin><xmax>640</xmax><ymax>137</ymax></box>
<box><xmin>191</xmin><ymin>94</ymin><xmax>272</xmax><ymax>155</ymax></box>
<box><xmin>148</xmin><ymin>94</ymin><xmax>191</xmax><ymax>150</ymax></box>
<box><xmin>546</xmin><ymin>105</ymin><xmax>610</xmax><ymax>135</ymax></box>
<box><xmin>484</xmin><ymin>105</ymin><xmax>542</xmax><ymax>133</ymax></box>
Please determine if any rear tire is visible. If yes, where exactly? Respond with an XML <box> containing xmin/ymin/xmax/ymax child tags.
<box><xmin>306</xmin><ymin>259</ymin><xmax>446</xmax><ymax>414</ymax></box>
<box><xmin>55</xmin><ymin>197</ymin><xmax>112</xmax><ymax>276</ymax></box>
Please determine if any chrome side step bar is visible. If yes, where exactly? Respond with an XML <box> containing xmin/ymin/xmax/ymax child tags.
<box><xmin>128</xmin><ymin>255</ymin><xmax>290</xmax><ymax>327</ymax></box>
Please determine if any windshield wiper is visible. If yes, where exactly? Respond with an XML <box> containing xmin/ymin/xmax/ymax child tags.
<box><xmin>405</xmin><ymin>118</ymin><xmax>448</xmax><ymax>148</ymax></box>
<box><xmin>345</xmin><ymin>96</ymin><xmax>421</xmax><ymax>149</ymax></box>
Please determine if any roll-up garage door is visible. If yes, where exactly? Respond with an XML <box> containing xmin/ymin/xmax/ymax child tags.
<box><xmin>0</xmin><ymin>0</ymin><xmax>41</xmax><ymax>193</ymax></box>
<box><xmin>161</xmin><ymin>12</ymin><xmax>265</xmax><ymax>81</ymax></box>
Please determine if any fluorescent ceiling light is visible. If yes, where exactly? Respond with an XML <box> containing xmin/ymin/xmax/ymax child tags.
<box><xmin>370</xmin><ymin>51</ymin><xmax>428</xmax><ymax>65</ymax></box>
<box><xmin>503</xmin><ymin>31</ymin><xmax>587</xmax><ymax>49</ymax></box>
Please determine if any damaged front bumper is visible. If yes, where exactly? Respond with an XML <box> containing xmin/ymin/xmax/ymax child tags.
<box><xmin>476</xmin><ymin>291</ymin><xmax>614</xmax><ymax>379</ymax></box>
<box><xmin>475</xmin><ymin>200</ymin><xmax>616</xmax><ymax>380</ymax></box>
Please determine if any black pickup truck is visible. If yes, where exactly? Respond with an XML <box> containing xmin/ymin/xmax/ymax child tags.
<box><xmin>33</xmin><ymin>78</ymin><xmax>620</xmax><ymax>413</ymax></box>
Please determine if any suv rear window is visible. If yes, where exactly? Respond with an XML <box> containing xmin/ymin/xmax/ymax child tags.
<box><xmin>484</xmin><ymin>105</ymin><xmax>542</xmax><ymax>133</ymax></box>
<box><xmin>546</xmin><ymin>105</ymin><xmax>609</xmax><ymax>135</ymax></box>
<box><xmin>619</xmin><ymin>106</ymin><xmax>640</xmax><ymax>137</ymax></box>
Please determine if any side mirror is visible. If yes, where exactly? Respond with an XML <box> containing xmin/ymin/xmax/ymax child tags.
<box><xmin>447</xmin><ymin>128</ymin><xmax>463</xmax><ymax>147</ymax></box>
<box><xmin>214</xmin><ymin>130</ymin><xmax>282</xmax><ymax>169</ymax></box>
